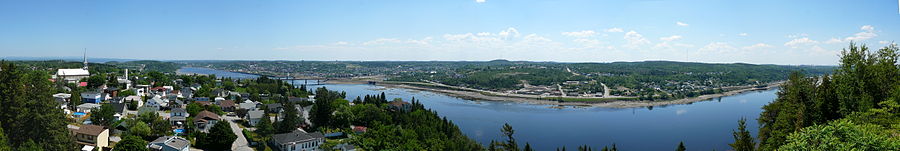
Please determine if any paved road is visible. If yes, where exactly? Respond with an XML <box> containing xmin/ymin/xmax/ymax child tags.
<box><xmin>225</xmin><ymin>116</ymin><xmax>254</xmax><ymax>151</ymax></box>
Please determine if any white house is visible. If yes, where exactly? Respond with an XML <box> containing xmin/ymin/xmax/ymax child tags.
<box><xmin>245</xmin><ymin>110</ymin><xmax>265</xmax><ymax>126</ymax></box>
<box><xmin>77</xmin><ymin>103</ymin><xmax>102</xmax><ymax>113</ymax></box>
<box><xmin>53</xmin><ymin>93</ymin><xmax>72</xmax><ymax>110</ymax></box>
<box><xmin>124</xmin><ymin>96</ymin><xmax>143</xmax><ymax>108</ymax></box>
<box><xmin>270</xmin><ymin>130</ymin><xmax>324</xmax><ymax>151</ymax></box>
<box><xmin>145</xmin><ymin>96</ymin><xmax>169</xmax><ymax>110</ymax></box>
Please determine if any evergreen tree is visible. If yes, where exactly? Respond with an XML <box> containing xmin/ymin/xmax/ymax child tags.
<box><xmin>729</xmin><ymin>118</ymin><xmax>755</xmax><ymax>151</ymax></box>
<box><xmin>524</xmin><ymin>143</ymin><xmax>533</xmax><ymax>151</ymax></box>
<box><xmin>0</xmin><ymin>62</ymin><xmax>74</xmax><ymax>150</ymax></box>
<box><xmin>675</xmin><ymin>141</ymin><xmax>686</xmax><ymax>151</ymax></box>
<box><xmin>16</xmin><ymin>140</ymin><xmax>41</xmax><ymax>151</ymax></box>
<box><xmin>199</xmin><ymin>121</ymin><xmax>237</xmax><ymax>150</ymax></box>
<box><xmin>277</xmin><ymin>103</ymin><xmax>302</xmax><ymax>133</ymax></box>
<box><xmin>0</xmin><ymin>123</ymin><xmax>10</xmax><ymax>151</ymax></box>
<box><xmin>254</xmin><ymin>115</ymin><xmax>274</xmax><ymax>137</ymax></box>
<box><xmin>500</xmin><ymin>123</ymin><xmax>519</xmax><ymax>151</ymax></box>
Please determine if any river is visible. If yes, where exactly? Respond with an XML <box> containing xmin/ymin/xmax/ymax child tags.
<box><xmin>178</xmin><ymin>67</ymin><xmax>776</xmax><ymax>151</ymax></box>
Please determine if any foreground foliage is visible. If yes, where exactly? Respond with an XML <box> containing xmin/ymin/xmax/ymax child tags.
<box><xmin>779</xmin><ymin>119</ymin><xmax>900</xmax><ymax>150</ymax></box>
<box><xmin>756</xmin><ymin>43</ymin><xmax>900</xmax><ymax>150</ymax></box>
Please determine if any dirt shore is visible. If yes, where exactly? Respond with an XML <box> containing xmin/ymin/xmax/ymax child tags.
<box><xmin>323</xmin><ymin>80</ymin><xmax>782</xmax><ymax>108</ymax></box>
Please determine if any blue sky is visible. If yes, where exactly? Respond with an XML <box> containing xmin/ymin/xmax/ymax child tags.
<box><xmin>1</xmin><ymin>0</ymin><xmax>898</xmax><ymax>65</ymax></box>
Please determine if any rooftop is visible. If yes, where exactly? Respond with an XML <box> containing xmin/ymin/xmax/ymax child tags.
<box><xmin>149</xmin><ymin>136</ymin><xmax>190</xmax><ymax>150</ymax></box>
<box><xmin>74</xmin><ymin>124</ymin><xmax>107</xmax><ymax>135</ymax></box>
<box><xmin>271</xmin><ymin>130</ymin><xmax>324</xmax><ymax>144</ymax></box>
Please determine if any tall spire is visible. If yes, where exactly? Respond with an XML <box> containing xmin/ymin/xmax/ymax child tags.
<box><xmin>83</xmin><ymin>48</ymin><xmax>88</xmax><ymax>70</ymax></box>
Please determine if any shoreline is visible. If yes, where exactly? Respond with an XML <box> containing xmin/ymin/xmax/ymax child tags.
<box><xmin>325</xmin><ymin>80</ymin><xmax>781</xmax><ymax>108</ymax></box>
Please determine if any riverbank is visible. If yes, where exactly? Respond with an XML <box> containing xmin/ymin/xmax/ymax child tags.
<box><xmin>328</xmin><ymin>80</ymin><xmax>781</xmax><ymax>108</ymax></box>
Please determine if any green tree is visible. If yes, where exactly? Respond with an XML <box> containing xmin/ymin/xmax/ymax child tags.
<box><xmin>675</xmin><ymin>141</ymin><xmax>686</xmax><ymax>151</ymax></box>
<box><xmin>729</xmin><ymin>118</ymin><xmax>755</xmax><ymax>151</ymax></box>
<box><xmin>778</xmin><ymin>119</ymin><xmax>900</xmax><ymax>150</ymax></box>
<box><xmin>199</xmin><ymin>120</ymin><xmax>237</xmax><ymax>150</ymax></box>
<box><xmin>524</xmin><ymin>143</ymin><xmax>533</xmax><ymax>151</ymax></box>
<box><xmin>114</xmin><ymin>135</ymin><xmax>149</xmax><ymax>151</ymax></box>
<box><xmin>85</xmin><ymin>74</ymin><xmax>107</xmax><ymax>89</ymax></box>
<box><xmin>128</xmin><ymin>121</ymin><xmax>152</xmax><ymax>139</ymax></box>
<box><xmin>90</xmin><ymin>104</ymin><xmax>116</xmax><ymax>127</ymax></box>
<box><xmin>0</xmin><ymin>122</ymin><xmax>10</xmax><ymax>151</ymax></box>
<box><xmin>254</xmin><ymin>115</ymin><xmax>274</xmax><ymax>137</ymax></box>
<box><xmin>0</xmin><ymin>62</ymin><xmax>74</xmax><ymax>150</ymax></box>
<box><xmin>186</xmin><ymin>103</ymin><xmax>203</xmax><ymax>116</ymax></box>
<box><xmin>499</xmin><ymin>123</ymin><xmax>519</xmax><ymax>151</ymax></box>
<box><xmin>16</xmin><ymin>140</ymin><xmax>41</xmax><ymax>151</ymax></box>
<box><xmin>310</xmin><ymin>87</ymin><xmax>338</xmax><ymax>129</ymax></box>
<box><xmin>276</xmin><ymin>103</ymin><xmax>302</xmax><ymax>133</ymax></box>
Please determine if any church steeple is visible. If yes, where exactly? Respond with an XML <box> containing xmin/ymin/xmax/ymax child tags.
<box><xmin>83</xmin><ymin>49</ymin><xmax>88</xmax><ymax>70</ymax></box>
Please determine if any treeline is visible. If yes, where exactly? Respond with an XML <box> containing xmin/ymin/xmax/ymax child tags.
<box><xmin>748</xmin><ymin>43</ymin><xmax>900</xmax><ymax>150</ymax></box>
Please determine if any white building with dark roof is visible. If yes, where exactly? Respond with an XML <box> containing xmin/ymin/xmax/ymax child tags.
<box><xmin>270</xmin><ymin>130</ymin><xmax>324</xmax><ymax>151</ymax></box>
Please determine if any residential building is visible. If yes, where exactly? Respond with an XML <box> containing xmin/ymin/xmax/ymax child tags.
<box><xmin>193</xmin><ymin>111</ymin><xmax>221</xmax><ymax>132</ymax></box>
<box><xmin>238</xmin><ymin>100</ymin><xmax>259</xmax><ymax>111</ymax></box>
<box><xmin>77</xmin><ymin>103</ymin><xmax>102</xmax><ymax>113</ymax></box>
<box><xmin>53</xmin><ymin>93</ymin><xmax>71</xmax><ymax>110</ymax></box>
<box><xmin>146</xmin><ymin>96</ymin><xmax>169</xmax><ymax>110</ymax></box>
<box><xmin>270</xmin><ymin>130</ymin><xmax>325</xmax><ymax>151</ymax></box>
<box><xmin>266</xmin><ymin>103</ymin><xmax>284</xmax><ymax>114</ymax></box>
<box><xmin>81</xmin><ymin>91</ymin><xmax>103</xmax><ymax>103</ymax></box>
<box><xmin>170</xmin><ymin>108</ymin><xmax>188</xmax><ymax>126</ymax></box>
<box><xmin>70</xmin><ymin>124</ymin><xmax>109</xmax><ymax>151</ymax></box>
<box><xmin>245</xmin><ymin>110</ymin><xmax>265</xmax><ymax>126</ymax></box>
<box><xmin>124</xmin><ymin>95</ymin><xmax>143</xmax><ymax>108</ymax></box>
<box><xmin>219</xmin><ymin>100</ymin><xmax>236</xmax><ymax>112</ymax></box>
<box><xmin>147</xmin><ymin>136</ymin><xmax>190</xmax><ymax>151</ymax></box>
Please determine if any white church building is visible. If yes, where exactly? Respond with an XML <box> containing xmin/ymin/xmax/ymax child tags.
<box><xmin>55</xmin><ymin>52</ymin><xmax>90</xmax><ymax>83</ymax></box>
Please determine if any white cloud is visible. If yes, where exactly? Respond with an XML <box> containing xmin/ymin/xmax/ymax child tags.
<box><xmin>861</xmin><ymin>25</ymin><xmax>874</xmax><ymax>31</ymax></box>
<box><xmin>604</xmin><ymin>28</ymin><xmax>624</xmax><ymax>33</ymax></box>
<box><xmin>363</xmin><ymin>38</ymin><xmax>402</xmax><ymax>45</ymax></box>
<box><xmin>623</xmin><ymin>30</ymin><xmax>651</xmax><ymax>49</ymax></box>
<box><xmin>738</xmin><ymin>33</ymin><xmax>748</xmax><ymax>36</ymax></box>
<box><xmin>676</xmin><ymin>21</ymin><xmax>689</xmax><ymax>27</ymax></box>
<box><xmin>561</xmin><ymin>30</ymin><xmax>598</xmax><ymax>38</ymax></box>
<box><xmin>787</xmin><ymin>33</ymin><xmax>808</xmax><ymax>38</ymax></box>
<box><xmin>784</xmin><ymin>37</ymin><xmax>819</xmax><ymax>48</ymax></box>
<box><xmin>498</xmin><ymin>27</ymin><xmax>520</xmax><ymax>39</ymax></box>
<box><xmin>824</xmin><ymin>38</ymin><xmax>843</xmax><ymax>44</ymax></box>
<box><xmin>476</xmin><ymin>0</ymin><xmax>486</xmax><ymax>3</ymax></box>
<box><xmin>844</xmin><ymin>25</ymin><xmax>877</xmax><ymax>41</ymax></box>
<box><xmin>699</xmin><ymin>42</ymin><xmax>737</xmax><ymax>53</ymax></box>
<box><xmin>659</xmin><ymin>35</ymin><xmax>683</xmax><ymax>41</ymax></box>
<box><xmin>742</xmin><ymin>43</ymin><xmax>773</xmax><ymax>50</ymax></box>
<box><xmin>880</xmin><ymin>41</ymin><xmax>895</xmax><ymax>45</ymax></box>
